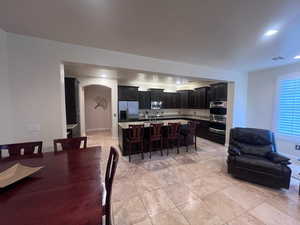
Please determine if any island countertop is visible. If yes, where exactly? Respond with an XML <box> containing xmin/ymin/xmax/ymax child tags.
<box><xmin>118</xmin><ymin>119</ymin><xmax>189</xmax><ymax>129</ymax></box>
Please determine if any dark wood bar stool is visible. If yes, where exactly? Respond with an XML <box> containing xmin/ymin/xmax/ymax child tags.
<box><xmin>166</xmin><ymin>122</ymin><xmax>181</xmax><ymax>155</ymax></box>
<box><xmin>182</xmin><ymin>121</ymin><xmax>198</xmax><ymax>152</ymax></box>
<box><xmin>126</xmin><ymin>125</ymin><xmax>144</xmax><ymax>162</ymax></box>
<box><xmin>53</xmin><ymin>137</ymin><xmax>87</xmax><ymax>152</ymax></box>
<box><xmin>0</xmin><ymin>141</ymin><xmax>43</xmax><ymax>161</ymax></box>
<box><xmin>149</xmin><ymin>123</ymin><xmax>164</xmax><ymax>159</ymax></box>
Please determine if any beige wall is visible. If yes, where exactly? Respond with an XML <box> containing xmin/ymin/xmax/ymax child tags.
<box><xmin>84</xmin><ymin>85</ymin><xmax>112</xmax><ymax>132</ymax></box>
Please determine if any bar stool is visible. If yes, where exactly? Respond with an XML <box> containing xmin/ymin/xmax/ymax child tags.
<box><xmin>166</xmin><ymin>122</ymin><xmax>181</xmax><ymax>155</ymax></box>
<box><xmin>182</xmin><ymin>121</ymin><xmax>197</xmax><ymax>152</ymax></box>
<box><xmin>149</xmin><ymin>123</ymin><xmax>164</xmax><ymax>159</ymax></box>
<box><xmin>127</xmin><ymin>124</ymin><xmax>144</xmax><ymax>162</ymax></box>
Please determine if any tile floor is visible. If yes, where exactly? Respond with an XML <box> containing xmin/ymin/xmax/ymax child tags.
<box><xmin>87</xmin><ymin>131</ymin><xmax>300</xmax><ymax>225</ymax></box>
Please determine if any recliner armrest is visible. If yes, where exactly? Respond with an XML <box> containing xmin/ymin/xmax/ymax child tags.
<box><xmin>228</xmin><ymin>147</ymin><xmax>241</xmax><ymax>156</ymax></box>
<box><xmin>267</xmin><ymin>152</ymin><xmax>291</xmax><ymax>165</ymax></box>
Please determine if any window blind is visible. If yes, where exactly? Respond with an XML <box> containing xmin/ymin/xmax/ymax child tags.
<box><xmin>278</xmin><ymin>78</ymin><xmax>300</xmax><ymax>137</ymax></box>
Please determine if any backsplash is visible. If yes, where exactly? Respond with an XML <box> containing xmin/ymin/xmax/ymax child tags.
<box><xmin>139</xmin><ymin>108</ymin><xmax>209</xmax><ymax>117</ymax></box>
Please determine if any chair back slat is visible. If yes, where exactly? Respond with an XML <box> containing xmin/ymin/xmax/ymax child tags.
<box><xmin>104</xmin><ymin>147</ymin><xmax>119</xmax><ymax>225</ymax></box>
<box><xmin>128</xmin><ymin>125</ymin><xmax>144</xmax><ymax>140</ymax></box>
<box><xmin>0</xmin><ymin>141</ymin><xmax>43</xmax><ymax>161</ymax></box>
<box><xmin>188</xmin><ymin>121</ymin><xmax>197</xmax><ymax>135</ymax></box>
<box><xmin>53</xmin><ymin>137</ymin><xmax>87</xmax><ymax>152</ymax></box>
<box><xmin>150</xmin><ymin>123</ymin><xmax>163</xmax><ymax>138</ymax></box>
<box><xmin>167</xmin><ymin>123</ymin><xmax>181</xmax><ymax>138</ymax></box>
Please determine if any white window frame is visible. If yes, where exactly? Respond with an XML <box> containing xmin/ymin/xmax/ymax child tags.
<box><xmin>274</xmin><ymin>72</ymin><xmax>300</xmax><ymax>142</ymax></box>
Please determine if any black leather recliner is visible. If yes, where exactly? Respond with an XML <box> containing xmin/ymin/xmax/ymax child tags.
<box><xmin>227</xmin><ymin>128</ymin><xmax>291</xmax><ymax>189</ymax></box>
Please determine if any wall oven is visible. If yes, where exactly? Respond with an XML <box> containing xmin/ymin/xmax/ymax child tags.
<box><xmin>209</xmin><ymin>101</ymin><xmax>227</xmax><ymax>135</ymax></box>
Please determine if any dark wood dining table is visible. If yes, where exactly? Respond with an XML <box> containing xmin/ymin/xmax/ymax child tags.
<box><xmin>0</xmin><ymin>146</ymin><xmax>103</xmax><ymax>225</ymax></box>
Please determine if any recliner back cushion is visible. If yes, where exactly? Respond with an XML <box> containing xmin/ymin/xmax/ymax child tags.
<box><xmin>230</xmin><ymin>128</ymin><xmax>275</xmax><ymax>157</ymax></box>
<box><xmin>233</xmin><ymin>141</ymin><xmax>274</xmax><ymax>157</ymax></box>
<box><xmin>231</xmin><ymin>128</ymin><xmax>273</xmax><ymax>145</ymax></box>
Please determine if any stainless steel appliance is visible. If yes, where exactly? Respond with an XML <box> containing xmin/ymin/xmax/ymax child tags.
<box><xmin>151</xmin><ymin>101</ymin><xmax>162</xmax><ymax>110</ymax></box>
<box><xmin>209</xmin><ymin>101</ymin><xmax>227</xmax><ymax>135</ymax></box>
<box><xmin>118</xmin><ymin>101</ymin><xmax>139</xmax><ymax>121</ymax></box>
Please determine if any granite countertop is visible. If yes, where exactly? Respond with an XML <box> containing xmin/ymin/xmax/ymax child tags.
<box><xmin>118</xmin><ymin>119</ymin><xmax>189</xmax><ymax>129</ymax></box>
<box><xmin>138</xmin><ymin>115</ymin><xmax>210</xmax><ymax>121</ymax></box>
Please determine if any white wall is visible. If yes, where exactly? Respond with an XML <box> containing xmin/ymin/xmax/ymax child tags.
<box><xmin>4</xmin><ymin>31</ymin><xmax>248</xmax><ymax>149</ymax></box>
<box><xmin>247</xmin><ymin>62</ymin><xmax>300</xmax><ymax>158</ymax></box>
<box><xmin>84</xmin><ymin>85</ymin><xmax>112</xmax><ymax>132</ymax></box>
<box><xmin>0</xmin><ymin>29</ymin><xmax>13</xmax><ymax>144</ymax></box>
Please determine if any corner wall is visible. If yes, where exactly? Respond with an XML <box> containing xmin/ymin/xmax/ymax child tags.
<box><xmin>247</xmin><ymin>63</ymin><xmax>300</xmax><ymax>158</ymax></box>
<box><xmin>0</xmin><ymin>29</ymin><xmax>13</xmax><ymax>144</ymax></box>
<box><xmin>5</xmin><ymin>31</ymin><xmax>248</xmax><ymax>149</ymax></box>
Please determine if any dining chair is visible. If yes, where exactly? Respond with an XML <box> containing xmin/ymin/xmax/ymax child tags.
<box><xmin>102</xmin><ymin>146</ymin><xmax>119</xmax><ymax>225</ymax></box>
<box><xmin>149</xmin><ymin>123</ymin><xmax>164</xmax><ymax>159</ymax></box>
<box><xmin>166</xmin><ymin>122</ymin><xmax>181</xmax><ymax>155</ymax></box>
<box><xmin>0</xmin><ymin>141</ymin><xmax>43</xmax><ymax>161</ymax></box>
<box><xmin>126</xmin><ymin>125</ymin><xmax>144</xmax><ymax>162</ymax></box>
<box><xmin>53</xmin><ymin>137</ymin><xmax>87</xmax><ymax>152</ymax></box>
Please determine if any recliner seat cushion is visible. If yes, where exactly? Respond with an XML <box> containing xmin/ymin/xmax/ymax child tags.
<box><xmin>235</xmin><ymin>155</ymin><xmax>284</xmax><ymax>176</ymax></box>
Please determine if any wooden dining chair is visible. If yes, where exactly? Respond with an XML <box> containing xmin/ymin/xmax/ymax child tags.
<box><xmin>126</xmin><ymin>125</ymin><xmax>144</xmax><ymax>162</ymax></box>
<box><xmin>0</xmin><ymin>141</ymin><xmax>43</xmax><ymax>161</ymax></box>
<box><xmin>53</xmin><ymin>137</ymin><xmax>87</xmax><ymax>152</ymax></box>
<box><xmin>149</xmin><ymin>123</ymin><xmax>164</xmax><ymax>159</ymax></box>
<box><xmin>166</xmin><ymin>122</ymin><xmax>181</xmax><ymax>155</ymax></box>
<box><xmin>102</xmin><ymin>147</ymin><xmax>119</xmax><ymax>225</ymax></box>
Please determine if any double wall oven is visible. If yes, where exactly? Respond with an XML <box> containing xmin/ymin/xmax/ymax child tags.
<box><xmin>209</xmin><ymin>101</ymin><xmax>226</xmax><ymax>135</ymax></box>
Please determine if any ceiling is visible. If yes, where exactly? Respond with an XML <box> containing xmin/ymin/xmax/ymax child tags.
<box><xmin>64</xmin><ymin>62</ymin><xmax>216</xmax><ymax>85</ymax></box>
<box><xmin>1</xmin><ymin>0</ymin><xmax>300</xmax><ymax>72</ymax></box>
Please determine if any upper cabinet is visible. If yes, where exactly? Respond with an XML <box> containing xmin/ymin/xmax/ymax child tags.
<box><xmin>178</xmin><ymin>90</ymin><xmax>194</xmax><ymax>108</ymax></box>
<box><xmin>65</xmin><ymin>77</ymin><xmax>80</xmax><ymax>125</ymax></box>
<box><xmin>209</xmin><ymin>83</ymin><xmax>228</xmax><ymax>102</ymax></box>
<box><xmin>162</xmin><ymin>92</ymin><xmax>179</xmax><ymax>109</ymax></box>
<box><xmin>194</xmin><ymin>87</ymin><xmax>209</xmax><ymax>109</ymax></box>
<box><xmin>138</xmin><ymin>91</ymin><xmax>151</xmax><ymax>109</ymax></box>
<box><xmin>149</xmin><ymin>89</ymin><xmax>164</xmax><ymax>102</ymax></box>
<box><xmin>118</xmin><ymin>86</ymin><xmax>139</xmax><ymax>101</ymax></box>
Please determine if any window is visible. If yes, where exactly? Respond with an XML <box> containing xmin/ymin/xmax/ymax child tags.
<box><xmin>277</xmin><ymin>76</ymin><xmax>300</xmax><ymax>137</ymax></box>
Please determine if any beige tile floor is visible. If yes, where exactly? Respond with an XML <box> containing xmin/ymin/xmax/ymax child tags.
<box><xmin>87</xmin><ymin>131</ymin><xmax>300</xmax><ymax>225</ymax></box>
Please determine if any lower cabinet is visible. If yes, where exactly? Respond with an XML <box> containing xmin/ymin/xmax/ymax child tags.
<box><xmin>195</xmin><ymin>120</ymin><xmax>225</xmax><ymax>145</ymax></box>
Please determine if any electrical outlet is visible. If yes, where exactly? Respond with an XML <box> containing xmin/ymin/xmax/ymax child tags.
<box><xmin>295</xmin><ymin>145</ymin><xmax>300</xmax><ymax>150</ymax></box>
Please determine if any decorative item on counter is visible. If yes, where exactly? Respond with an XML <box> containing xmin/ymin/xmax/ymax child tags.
<box><xmin>145</xmin><ymin>111</ymin><xmax>149</xmax><ymax>119</ymax></box>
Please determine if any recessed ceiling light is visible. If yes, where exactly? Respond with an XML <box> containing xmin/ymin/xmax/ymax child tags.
<box><xmin>176</xmin><ymin>80</ymin><xmax>181</xmax><ymax>85</ymax></box>
<box><xmin>264</xmin><ymin>29</ymin><xmax>278</xmax><ymax>36</ymax></box>
<box><xmin>294</xmin><ymin>55</ymin><xmax>300</xmax><ymax>59</ymax></box>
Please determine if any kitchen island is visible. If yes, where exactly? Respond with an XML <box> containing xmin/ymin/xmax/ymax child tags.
<box><xmin>118</xmin><ymin>119</ymin><xmax>193</xmax><ymax>156</ymax></box>
<box><xmin>118</xmin><ymin>116</ymin><xmax>225</xmax><ymax>156</ymax></box>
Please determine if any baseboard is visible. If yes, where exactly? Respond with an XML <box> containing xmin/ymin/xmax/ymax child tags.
<box><xmin>86</xmin><ymin>128</ymin><xmax>111</xmax><ymax>132</ymax></box>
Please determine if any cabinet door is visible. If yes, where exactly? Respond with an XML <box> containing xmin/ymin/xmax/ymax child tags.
<box><xmin>138</xmin><ymin>91</ymin><xmax>150</xmax><ymax>109</ymax></box>
<box><xmin>179</xmin><ymin>91</ymin><xmax>188</xmax><ymax>108</ymax></box>
<box><xmin>150</xmin><ymin>90</ymin><xmax>163</xmax><ymax>102</ymax></box>
<box><xmin>210</xmin><ymin>83</ymin><xmax>227</xmax><ymax>101</ymax></box>
<box><xmin>118</xmin><ymin>86</ymin><xmax>138</xmax><ymax>101</ymax></box>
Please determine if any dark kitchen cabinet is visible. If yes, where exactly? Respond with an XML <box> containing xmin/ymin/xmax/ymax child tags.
<box><xmin>196</xmin><ymin>120</ymin><xmax>210</xmax><ymax>139</ymax></box>
<box><xmin>65</xmin><ymin>77</ymin><xmax>80</xmax><ymax>125</ymax></box>
<box><xmin>118</xmin><ymin>86</ymin><xmax>139</xmax><ymax>101</ymax></box>
<box><xmin>162</xmin><ymin>92</ymin><xmax>179</xmax><ymax>109</ymax></box>
<box><xmin>194</xmin><ymin>87</ymin><xmax>209</xmax><ymax>109</ymax></box>
<box><xmin>149</xmin><ymin>89</ymin><xmax>164</xmax><ymax>102</ymax></box>
<box><xmin>138</xmin><ymin>91</ymin><xmax>151</xmax><ymax>109</ymax></box>
<box><xmin>210</xmin><ymin>83</ymin><xmax>228</xmax><ymax>101</ymax></box>
<box><xmin>178</xmin><ymin>90</ymin><xmax>194</xmax><ymax>108</ymax></box>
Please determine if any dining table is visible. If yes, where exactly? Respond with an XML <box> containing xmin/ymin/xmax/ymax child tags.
<box><xmin>0</xmin><ymin>146</ymin><xmax>103</xmax><ymax>225</ymax></box>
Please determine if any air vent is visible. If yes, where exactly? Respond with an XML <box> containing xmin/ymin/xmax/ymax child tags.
<box><xmin>272</xmin><ymin>56</ymin><xmax>284</xmax><ymax>61</ymax></box>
